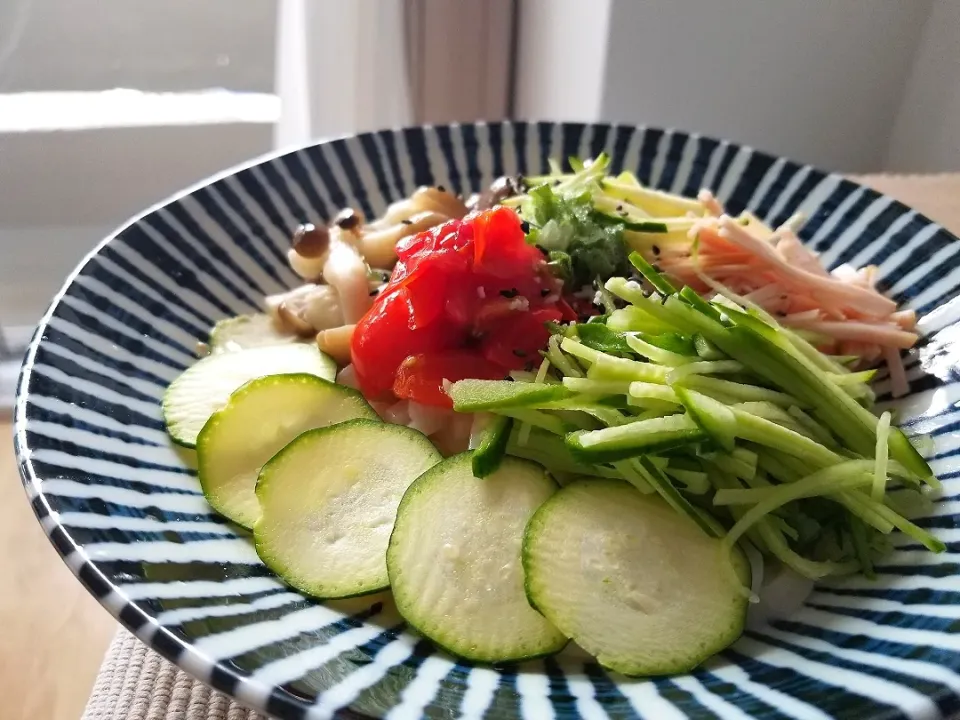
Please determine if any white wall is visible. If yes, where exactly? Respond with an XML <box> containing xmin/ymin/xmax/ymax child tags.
<box><xmin>0</xmin><ymin>123</ymin><xmax>274</xmax><ymax>327</ymax></box>
<box><xmin>516</xmin><ymin>0</ymin><xmax>941</xmax><ymax>173</ymax></box>
<box><xmin>0</xmin><ymin>0</ymin><xmax>277</xmax><ymax>329</ymax></box>
<box><xmin>885</xmin><ymin>0</ymin><xmax>960</xmax><ymax>173</ymax></box>
<box><xmin>515</xmin><ymin>0</ymin><xmax>613</xmax><ymax>122</ymax></box>
<box><xmin>0</xmin><ymin>0</ymin><xmax>275</xmax><ymax>92</ymax></box>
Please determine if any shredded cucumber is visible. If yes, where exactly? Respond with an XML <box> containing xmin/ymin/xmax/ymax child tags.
<box><xmin>873</xmin><ymin>411</ymin><xmax>892</xmax><ymax>501</ymax></box>
<box><xmin>454</xmin><ymin>182</ymin><xmax>940</xmax><ymax>585</ymax></box>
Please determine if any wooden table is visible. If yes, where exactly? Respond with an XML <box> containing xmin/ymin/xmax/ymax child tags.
<box><xmin>0</xmin><ymin>415</ymin><xmax>116</xmax><ymax>720</ymax></box>
<box><xmin>2</xmin><ymin>173</ymin><xmax>959</xmax><ymax>720</ymax></box>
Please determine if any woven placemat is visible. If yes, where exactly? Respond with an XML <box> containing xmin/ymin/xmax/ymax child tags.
<box><xmin>82</xmin><ymin>172</ymin><xmax>960</xmax><ymax>720</ymax></box>
<box><xmin>82</xmin><ymin>630</ymin><xmax>265</xmax><ymax>720</ymax></box>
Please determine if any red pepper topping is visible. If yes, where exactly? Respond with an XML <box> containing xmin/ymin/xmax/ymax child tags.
<box><xmin>351</xmin><ymin>207</ymin><xmax>565</xmax><ymax>406</ymax></box>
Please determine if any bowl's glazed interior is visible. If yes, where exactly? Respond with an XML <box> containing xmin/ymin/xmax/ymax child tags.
<box><xmin>14</xmin><ymin>122</ymin><xmax>960</xmax><ymax>720</ymax></box>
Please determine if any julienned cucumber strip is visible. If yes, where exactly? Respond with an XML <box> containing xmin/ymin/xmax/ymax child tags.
<box><xmin>471</xmin><ymin>415</ymin><xmax>513</xmax><ymax>478</ymax></box>
<box><xmin>679</xmin><ymin>287</ymin><xmax>723</xmax><ymax>323</ymax></box>
<box><xmin>448</xmin><ymin>379</ymin><xmax>573</xmax><ymax>411</ymax></box>
<box><xmin>600</xmin><ymin>177</ymin><xmax>706</xmax><ymax>216</ymax></box>
<box><xmin>713</xmin><ymin>460</ymin><xmax>875</xmax><ymax>506</ymax></box>
<box><xmin>628</xmin><ymin>251</ymin><xmax>678</xmax><ymax>296</ymax></box>
<box><xmin>635</xmin><ymin>457</ymin><xmax>725</xmax><ymax>537</ymax></box>
<box><xmin>546</xmin><ymin>336</ymin><xmax>584</xmax><ymax>378</ymax></box>
<box><xmin>675</xmin><ymin>387</ymin><xmax>736</xmax><ymax>452</ymax></box>
<box><xmin>607</xmin><ymin>306</ymin><xmax>676</xmax><ymax>335</ymax></box>
<box><xmin>787</xmin><ymin>406</ymin><xmax>838</xmax><ymax>449</ymax></box>
<box><xmin>593</xmin><ymin>208</ymin><xmax>669</xmax><ymax>234</ymax></box>
<box><xmin>498</xmin><ymin>408</ymin><xmax>568</xmax><ymax>435</ymax></box>
<box><xmin>567</xmin><ymin>413</ymin><xmax>704</xmax><ymax>462</ymax></box>
<box><xmin>563</xmin><ymin>338</ymin><xmax>669</xmax><ymax>382</ymax></box>
<box><xmin>703</xmin><ymin>449</ymin><xmax>757</xmax><ymax>481</ymax></box>
<box><xmin>506</xmin><ymin>428</ymin><xmax>622</xmax><ymax>481</ymax></box>
<box><xmin>625</xmin><ymin>334</ymin><xmax>691</xmax><ymax>367</ymax></box>
<box><xmin>679</xmin><ymin>374</ymin><xmax>804</xmax><ymax>408</ymax></box>
<box><xmin>629</xmin><ymin>382</ymin><xmax>681</xmax><ymax>404</ymax></box>
<box><xmin>562</xmin><ymin>377</ymin><xmax>632</xmax><ymax>396</ymax></box>
<box><xmin>667</xmin><ymin>467</ymin><xmax>711</xmax><ymax>493</ymax></box>
<box><xmin>731</xmin><ymin>408</ymin><xmax>840</xmax><ymax>468</ymax></box>
<box><xmin>693</xmin><ymin>334</ymin><xmax>725</xmax><ymax>360</ymax></box>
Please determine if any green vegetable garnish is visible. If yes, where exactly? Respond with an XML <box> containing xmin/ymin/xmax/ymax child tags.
<box><xmin>522</xmin><ymin>185</ymin><xmax>631</xmax><ymax>289</ymax></box>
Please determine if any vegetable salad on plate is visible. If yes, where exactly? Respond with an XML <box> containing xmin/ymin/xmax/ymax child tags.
<box><xmin>162</xmin><ymin>155</ymin><xmax>940</xmax><ymax>675</ymax></box>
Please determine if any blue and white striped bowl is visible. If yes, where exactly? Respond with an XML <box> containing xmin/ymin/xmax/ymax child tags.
<box><xmin>14</xmin><ymin>122</ymin><xmax>960</xmax><ymax>719</ymax></box>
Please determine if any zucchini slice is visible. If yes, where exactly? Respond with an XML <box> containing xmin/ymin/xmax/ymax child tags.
<box><xmin>255</xmin><ymin>419</ymin><xmax>441</xmax><ymax>598</ymax></box>
<box><xmin>387</xmin><ymin>454</ymin><xmax>567</xmax><ymax>663</ymax></box>
<box><xmin>196</xmin><ymin>374</ymin><xmax>378</xmax><ymax>528</ymax></box>
<box><xmin>163</xmin><ymin>344</ymin><xmax>336</xmax><ymax>447</ymax></box>
<box><xmin>209</xmin><ymin>313</ymin><xmax>302</xmax><ymax>353</ymax></box>
<box><xmin>523</xmin><ymin>479</ymin><xmax>749</xmax><ymax>676</ymax></box>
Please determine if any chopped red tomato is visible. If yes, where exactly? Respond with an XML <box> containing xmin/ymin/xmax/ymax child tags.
<box><xmin>350</xmin><ymin>289</ymin><xmax>461</xmax><ymax>398</ymax></box>
<box><xmin>480</xmin><ymin>307</ymin><xmax>563</xmax><ymax>370</ymax></box>
<box><xmin>351</xmin><ymin>206</ymin><xmax>567</xmax><ymax>405</ymax></box>
<box><xmin>393</xmin><ymin>351</ymin><xmax>505</xmax><ymax>407</ymax></box>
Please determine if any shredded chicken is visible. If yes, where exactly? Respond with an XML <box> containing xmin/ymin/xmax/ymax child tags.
<box><xmin>647</xmin><ymin>199</ymin><xmax>918</xmax><ymax>396</ymax></box>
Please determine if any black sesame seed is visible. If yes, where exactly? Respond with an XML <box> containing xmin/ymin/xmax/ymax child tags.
<box><xmin>369</xmin><ymin>289</ymin><xmax>379</xmax><ymax>296</ymax></box>
<box><xmin>513</xmin><ymin>349</ymin><xmax>528</xmax><ymax>358</ymax></box>
<box><xmin>437</xmin><ymin>185</ymin><xmax>446</xmax><ymax>192</ymax></box>
<box><xmin>616</xmin><ymin>204</ymin><xmax>623</xmax><ymax>211</ymax></box>
<box><xmin>652</xmin><ymin>244</ymin><xmax>661</xmax><ymax>255</ymax></box>
<box><xmin>520</xmin><ymin>220</ymin><xmax>530</xmax><ymax>233</ymax></box>
<box><xmin>401</xmin><ymin>219</ymin><xmax>413</xmax><ymax>225</ymax></box>
<box><xmin>540</xmin><ymin>288</ymin><xmax>551</xmax><ymax>297</ymax></box>
<box><xmin>500</xmin><ymin>288</ymin><xmax>519</xmax><ymax>298</ymax></box>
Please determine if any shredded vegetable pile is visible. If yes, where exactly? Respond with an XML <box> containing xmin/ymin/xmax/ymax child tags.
<box><xmin>508</xmin><ymin>156</ymin><xmax>918</xmax><ymax>397</ymax></box>
<box><xmin>449</xmin><ymin>253</ymin><xmax>942</xmax><ymax>588</ymax></box>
